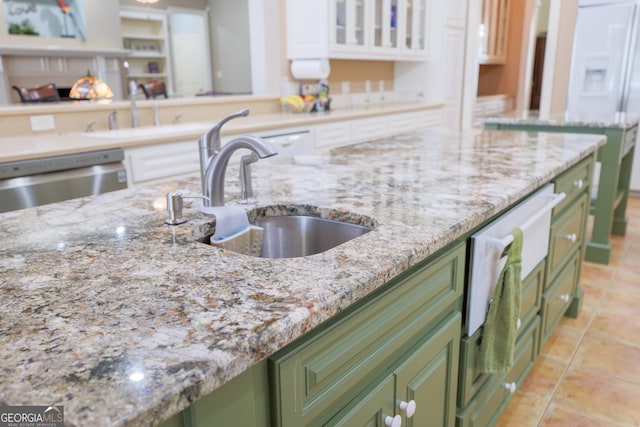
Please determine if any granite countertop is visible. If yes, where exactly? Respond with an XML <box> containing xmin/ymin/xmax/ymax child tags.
<box><xmin>0</xmin><ymin>128</ymin><xmax>604</xmax><ymax>426</ymax></box>
<box><xmin>0</xmin><ymin>102</ymin><xmax>440</xmax><ymax>163</ymax></box>
<box><xmin>484</xmin><ymin>110</ymin><xmax>640</xmax><ymax>129</ymax></box>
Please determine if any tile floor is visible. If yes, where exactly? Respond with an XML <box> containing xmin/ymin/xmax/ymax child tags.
<box><xmin>495</xmin><ymin>197</ymin><xmax>640</xmax><ymax>426</ymax></box>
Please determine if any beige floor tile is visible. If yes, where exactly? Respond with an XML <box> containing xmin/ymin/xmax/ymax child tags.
<box><xmin>573</xmin><ymin>334</ymin><xmax>640</xmax><ymax>385</ymax></box>
<box><xmin>612</xmin><ymin>270</ymin><xmax>640</xmax><ymax>296</ymax></box>
<box><xmin>494</xmin><ymin>392</ymin><xmax>547</xmax><ymax>427</ymax></box>
<box><xmin>600</xmin><ymin>288</ymin><xmax>640</xmax><ymax>317</ymax></box>
<box><xmin>579</xmin><ymin>262</ymin><xmax>616</xmax><ymax>288</ymax></box>
<box><xmin>588</xmin><ymin>309</ymin><xmax>640</xmax><ymax>347</ymax></box>
<box><xmin>577</xmin><ymin>282</ymin><xmax>606</xmax><ymax>312</ymax></box>
<box><xmin>540</xmin><ymin>403</ymin><xmax>625</xmax><ymax>427</ymax></box>
<box><xmin>557</xmin><ymin>305</ymin><xmax>594</xmax><ymax>333</ymax></box>
<box><xmin>540</xmin><ymin>323</ymin><xmax>584</xmax><ymax>361</ymax></box>
<box><xmin>552</xmin><ymin>366</ymin><xmax>640</xmax><ymax>426</ymax></box>
<box><xmin>619</xmin><ymin>255</ymin><xmax>640</xmax><ymax>277</ymax></box>
<box><xmin>518</xmin><ymin>354</ymin><xmax>567</xmax><ymax>400</ymax></box>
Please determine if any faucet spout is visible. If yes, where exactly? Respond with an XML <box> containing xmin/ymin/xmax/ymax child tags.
<box><xmin>198</xmin><ymin>109</ymin><xmax>249</xmax><ymax>194</ymax></box>
<box><xmin>129</xmin><ymin>81</ymin><xmax>139</xmax><ymax>128</ymax></box>
<box><xmin>203</xmin><ymin>135</ymin><xmax>277</xmax><ymax>207</ymax></box>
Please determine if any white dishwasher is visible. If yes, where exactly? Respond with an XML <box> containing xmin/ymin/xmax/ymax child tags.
<box><xmin>465</xmin><ymin>184</ymin><xmax>566</xmax><ymax>336</ymax></box>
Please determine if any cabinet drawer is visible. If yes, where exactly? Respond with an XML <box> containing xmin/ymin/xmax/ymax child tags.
<box><xmin>417</xmin><ymin>110</ymin><xmax>443</xmax><ymax>129</ymax></box>
<box><xmin>125</xmin><ymin>141</ymin><xmax>200</xmax><ymax>183</ymax></box>
<box><xmin>520</xmin><ymin>260</ymin><xmax>544</xmax><ymax>329</ymax></box>
<box><xmin>269</xmin><ymin>243</ymin><xmax>465</xmax><ymax>427</ymax></box>
<box><xmin>314</xmin><ymin>122</ymin><xmax>352</xmax><ymax>149</ymax></box>
<box><xmin>456</xmin><ymin>317</ymin><xmax>541</xmax><ymax>427</ymax></box>
<box><xmin>542</xmin><ymin>250</ymin><xmax>580</xmax><ymax>344</ymax></box>
<box><xmin>457</xmin><ymin>261</ymin><xmax>543</xmax><ymax>408</ymax></box>
<box><xmin>552</xmin><ymin>158</ymin><xmax>592</xmax><ymax>215</ymax></box>
<box><xmin>504</xmin><ymin>316</ymin><xmax>541</xmax><ymax>388</ymax></box>
<box><xmin>388</xmin><ymin>113</ymin><xmax>418</xmax><ymax>134</ymax></box>
<box><xmin>547</xmin><ymin>193</ymin><xmax>588</xmax><ymax>286</ymax></box>
<box><xmin>351</xmin><ymin>117</ymin><xmax>389</xmax><ymax>142</ymax></box>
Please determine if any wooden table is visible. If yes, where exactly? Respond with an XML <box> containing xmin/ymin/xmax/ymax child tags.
<box><xmin>484</xmin><ymin>111</ymin><xmax>638</xmax><ymax>265</ymax></box>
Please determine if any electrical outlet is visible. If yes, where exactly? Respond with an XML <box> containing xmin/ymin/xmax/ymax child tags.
<box><xmin>30</xmin><ymin>115</ymin><xmax>55</xmax><ymax>132</ymax></box>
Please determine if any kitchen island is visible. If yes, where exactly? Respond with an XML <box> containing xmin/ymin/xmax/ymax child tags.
<box><xmin>484</xmin><ymin>111</ymin><xmax>638</xmax><ymax>264</ymax></box>
<box><xmin>0</xmin><ymin>128</ymin><xmax>603</xmax><ymax>426</ymax></box>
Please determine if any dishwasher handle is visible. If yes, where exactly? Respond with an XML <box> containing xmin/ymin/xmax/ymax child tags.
<box><xmin>262</xmin><ymin>131</ymin><xmax>310</xmax><ymax>148</ymax></box>
<box><xmin>489</xmin><ymin>192</ymin><xmax>566</xmax><ymax>251</ymax></box>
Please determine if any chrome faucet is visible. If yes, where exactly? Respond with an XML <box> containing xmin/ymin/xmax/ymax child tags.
<box><xmin>198</xmin><ymin>109</ymin><xmax>249</xmax><ymax>194</ymax></box>
<box><xmin>203</xmin><ymin>135</ymin><xmax>277</xmax><ymax>207</ymax></box>
<box><xmin>129</xmin><ymin>81</ymin><xmax>139</xmax><ymax>128</ymax></box>
<box><xmin>108</xmin><ymin>111</ymin><xmax>118</xmax><ymax>130</ymax></box>
<box><xmin>238</xmin><ymin>152</ymin><xmax>259</xmax><ymax>204</ymax></box>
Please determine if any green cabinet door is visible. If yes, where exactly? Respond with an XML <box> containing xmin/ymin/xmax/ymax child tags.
<box><xmin>324</xmin><ymin>375</ymin><xmax>398</xmax><ymax>427</ymax></box>
<box><xmin>395</xmin><ymin>313</ymin><xmax>461</xmax><ymax>427</ymax></box>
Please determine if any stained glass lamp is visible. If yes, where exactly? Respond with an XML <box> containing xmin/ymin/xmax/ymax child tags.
<box><xmin>69</xmin><ymin>72</ymin><xmax>114</xmax><ymax>100</ymax></box>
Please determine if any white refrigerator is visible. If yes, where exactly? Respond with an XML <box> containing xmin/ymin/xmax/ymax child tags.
<box><xmin>566</xmin><ymin>0</ymin><xmax>640</xmax><ymax>191</ymax></box>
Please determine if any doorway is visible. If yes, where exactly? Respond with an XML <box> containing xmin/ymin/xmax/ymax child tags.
<box><xmin>168</xmin><ymin>8</ymin><xmax>213</xmax><ymax>97</ymax></box>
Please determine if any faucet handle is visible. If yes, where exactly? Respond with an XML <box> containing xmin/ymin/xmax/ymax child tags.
<box><xmin>237</xmin><ymin>152</ymin><xmax>260</xmax><ymax>205</ymax></box>
<box><xmin>108</xmin><ymin>111</ymin><xmax>118</xmax><ymax>130</ymax></box>
<box><xmin>201</xmin><ymin>108</ymin><xmax>250</xmax><ymax>152</ymax></box>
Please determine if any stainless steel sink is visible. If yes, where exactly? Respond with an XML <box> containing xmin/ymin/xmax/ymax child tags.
<box><xmin>253</xmin><ymin>215</ymin><xmax>372</xmax><ymax>258</ymax></box>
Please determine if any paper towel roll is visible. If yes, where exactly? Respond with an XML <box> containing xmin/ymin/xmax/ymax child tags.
<box><xmin>290</xmin><ymin>59</ymin><xmax>331</xmax><ymax>80</ymax></box>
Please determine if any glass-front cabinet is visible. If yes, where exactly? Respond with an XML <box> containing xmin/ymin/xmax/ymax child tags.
<box><xmin>330</xmin><ymin>0</ymin><xmax>368</xmax><ymax>54</ymax></box>
<box><xmin>287</xmin><ymin>0</ymin><xmax>429</xmax><ymax>61</ymax></box>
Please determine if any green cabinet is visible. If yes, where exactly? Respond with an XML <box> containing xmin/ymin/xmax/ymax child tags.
<box><xmin>456</xmin><ymin>153</ymin><xmax>595</xmax><ymax>427</ymax></box>
<box><xmin>324</xmin><ymin>375</ymin><xmax>397</xmax><ymax>427</ymax></box>
<box><xmin>457</xmin><ymin>260</ymin><xmax>545</xmax><ymax>410</ymax></box>
<box><xmin>326</xmin><ymin>313</ymin><xmax>461</xmax><ymax>427</ymax></box>
<box><xmin>540</xmin><ymin>155</ymin><xmax>595</xmax><ymax>346</ymax></box>
<box><xmin>270</xmin><ymin>242</ymin><xmax>466</xmax><ymax>427</ymax></box>
<box><xmin>395</xmin><ymin>313</ymin><xmax>461</xmax><ymax>427</ymax></box>
<box><xmin>159</xmin><ymin>360</ymin><xmax>271</xmax><ymax>427</ymax></box>
<box><xmin>456</xmin><ymin>316</ymin><xmax>541</xmax><ymax>427</ymax></box>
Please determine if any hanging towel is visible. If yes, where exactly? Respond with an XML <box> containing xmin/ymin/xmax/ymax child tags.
<box><xmin>480</xmin><ymin>227</ymin><xmax>523</xmax><ymax>374</ymax></box>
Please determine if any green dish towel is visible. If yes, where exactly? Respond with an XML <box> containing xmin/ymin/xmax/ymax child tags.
<box><xmin>480</xmin><ymin>227</ymin><xmax>523</xmax><ymax>374</ymax></box>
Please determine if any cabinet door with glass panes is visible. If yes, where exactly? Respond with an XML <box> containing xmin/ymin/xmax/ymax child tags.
<box><xmin>330</xmin><ymin>0</ymin><xmax>370</xmax><ymax>54</ymax></box>
<box><xmin>371</xmin><ymin>0</ymin><xmax>428</xmax><ymax>58</ymax></box>
<box><xmin>287</xmin><ymin>0</ymin><xmax>429</xmax><ymax>61</ymax></box>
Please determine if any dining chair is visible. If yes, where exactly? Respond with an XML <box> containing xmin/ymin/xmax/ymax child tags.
<box><xmin>139</xmin><ymin>80</ymin><xmax>168</xmax><ymax>99</ymax></box>
<box><xmin>12</xmin><ymin>83</ymin><xmax>61</xmax><ymax>103</ymax></box>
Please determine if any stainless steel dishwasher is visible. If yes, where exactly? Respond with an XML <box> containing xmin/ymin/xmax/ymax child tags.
<box><xmin>0</xmin><ymin>148</ymin><xmax>128</xmax><ymax>213</ymax></box>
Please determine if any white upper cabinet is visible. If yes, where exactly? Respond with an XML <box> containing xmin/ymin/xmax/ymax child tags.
<box><xmin>286</xmin><ymin>0</ymin><xmax>429</xmax><ymax>61</ymax></box>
